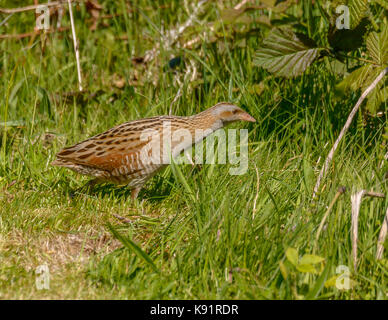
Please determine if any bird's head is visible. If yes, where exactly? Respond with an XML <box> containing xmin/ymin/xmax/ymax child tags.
<box><xmin>209</xmin><ymin>102</ymin><xmax>256</xmax><ymax>125</ymax></box>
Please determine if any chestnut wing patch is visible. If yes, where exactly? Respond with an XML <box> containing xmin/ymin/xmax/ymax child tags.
<box><xmin>56</xmin><ymin>130</ymin><xmax>154</xmax><ymax>172</ymax></box>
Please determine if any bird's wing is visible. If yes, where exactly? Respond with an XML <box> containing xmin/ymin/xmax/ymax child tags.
<box><xmin>53</xmin><ymin>122</ymin><xmax>161</xmax><ymax>172</ymax></box>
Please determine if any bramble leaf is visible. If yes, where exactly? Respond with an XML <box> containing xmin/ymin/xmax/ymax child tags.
<box><xmin>365</xmin><ymin>84</ymin><xmax>388</xmax><ymax>114</ymax></box>
<box><xmin>348</xmin><ymin>0</ymin><xmax>369</xmax><ymax>29</ymax></box>
<box><xmin>335</xmin><ymin>64</ymin><xmax>379</xmax><ymax>93</ymax></box>
<box><xmin>366</xmin><ymin>25</ymin><xmax>388</xmax><ymax>66</ymax></box>
<box><xmin>254</xmin><ymin>28</ymin><xmax>322</xmax><ymax>77</ymax></box>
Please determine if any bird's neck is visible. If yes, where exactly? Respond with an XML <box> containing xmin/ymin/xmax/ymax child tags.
<box><xmin>164</xmin><ymin>113</ymin><xmax>224</xmax><ymax>158</ymax></box>
<box><xmin>189</xmin><ymin>111</ymin><xmax>224</xmax><ymax>132</ymax></box>
<box><xmin>185</xmin><ymin>115</ymin><xmax>223</xmax><ymax>151</ymax></box>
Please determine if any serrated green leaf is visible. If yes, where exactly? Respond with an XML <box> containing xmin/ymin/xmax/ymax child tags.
<box><xmin>348</xmin><ymin>0</ymin><xmax>368</xmax><ymax>29</ymax></box>
<box><xmin>285</xmin><ymin>247</ymin><xmax>299</xmax><ymax>266</ymax></box>
<box><xmin>366</xmin><ymin>25</ymin><xmax>388</xmax><ymax>66</ymax></box>
<box><xmin>335</xmin><ymin>64</ymin><xmax>376</xmax><ymax>93</ymax></box>
<box><xmin>327</xmin><ymin>59</ymin><xmax>348</xmax><ymax>76</ymax></box>
<box><xmin>378</xmin><ymin>86</ymin><xmax>388</xmax><ymax>104</ymax></box>
<box><xmin>365</xmin><ymin>83</ymin><xmax>388</xmax><ymax>114</ymax></box>
<box><xmin>300</xmin><ymin>254</ymin><xmax>325</xmax><ymax>265</ymax></box>
<box><xmin>253</xmin><ymin>28</ymin><xmax>322</xmax><ymax>78</ymax></box>
<box><xmin>336</xmin><ymin>64</ymin><xmax>387</xmax><ymax>114</ymax></box>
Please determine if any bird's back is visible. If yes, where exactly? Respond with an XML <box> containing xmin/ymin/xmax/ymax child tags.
<box><xmin>52</xmin><ymin>115</ymin><xmax>193</xmax><ymax>186</ymax></box>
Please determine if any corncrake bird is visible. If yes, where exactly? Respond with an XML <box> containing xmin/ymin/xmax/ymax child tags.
<box><xmin>52</xmin><ymin>102</ymin><xmax>256</xmax><ymax>199</ymax></box>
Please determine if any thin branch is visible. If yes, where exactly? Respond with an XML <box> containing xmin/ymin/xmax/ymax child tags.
<box><xmin>362</xmin><ymin>191</ymin><xmax>385</xmax><ymax>198</ymax></box>
<box><xmin>313</xmin><ymin>67</ymin><xmax>388</xmax><ymax>198</ymax></box>
<box><xmin>67</xmin><ymin>0</ymin><xmax>83</xmax><ymax>91</ymax></box>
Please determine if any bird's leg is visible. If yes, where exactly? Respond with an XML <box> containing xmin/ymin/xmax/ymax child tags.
<box><xmin>131</xmin><ymin>187</ymin><xmax>141</xmax><ymax>201</ymax></box>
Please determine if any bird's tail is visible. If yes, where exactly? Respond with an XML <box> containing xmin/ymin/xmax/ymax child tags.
<box><xmin>51</xmin><ymin>158</ymin><xmax>72</xmax><ymax>167</ymax></box>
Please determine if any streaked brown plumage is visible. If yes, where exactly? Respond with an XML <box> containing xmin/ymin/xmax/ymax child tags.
<box><xmin>51</xmin><ymin>102</ymin><xmax>256</xmax><ymax>199</ymax></box>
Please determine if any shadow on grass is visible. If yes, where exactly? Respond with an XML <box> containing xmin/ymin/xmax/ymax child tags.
<box><xmin>61</xmin><ymin>175</ymin><xmax>175</xmax><ymax>203</ymax></box>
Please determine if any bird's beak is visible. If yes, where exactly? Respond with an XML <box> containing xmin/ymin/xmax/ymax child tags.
<box><xmin>239</xmin><ymin>111</ymin><xmax>256</xmax><ymax>122</ymax></box>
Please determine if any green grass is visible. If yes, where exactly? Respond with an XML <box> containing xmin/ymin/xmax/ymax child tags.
<box><xmin>0</xmin><ymin>0</ymin><xmax>387</xmax><ymax>299</ymax></box>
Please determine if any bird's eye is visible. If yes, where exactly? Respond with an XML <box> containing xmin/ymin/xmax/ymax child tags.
<box><xmin>232</xmin><ymin>110</ymin><xmax>238</xmax><ymax>114</ymax></box>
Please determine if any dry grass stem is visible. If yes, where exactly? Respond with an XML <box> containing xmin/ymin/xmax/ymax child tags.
<box><xmin>376</xmin><ymin>207</ymin><xmax>388</xmax><ymax>260</ymax></box>
<box><xmin>67</xmin><ymin>0</ymin><xmax>83</xmax><ymax>91</ymax></box>
<box><xmin>351</xmin><ymin>190</ymin><xmax>386</xmax><ymax>271</ymax></box>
